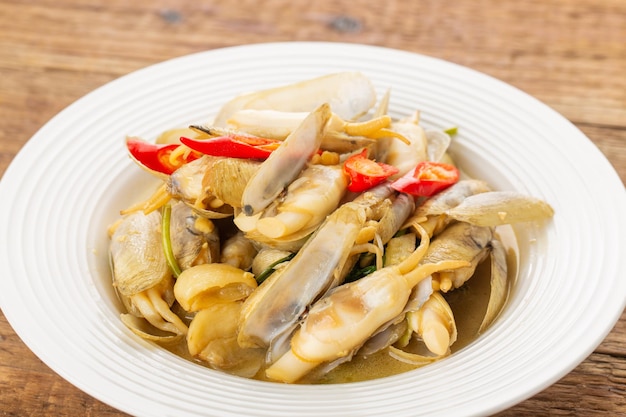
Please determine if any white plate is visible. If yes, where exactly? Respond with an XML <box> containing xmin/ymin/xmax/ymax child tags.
<box><xmin>1</xmin><ymin>42</ymin><xmax>625</xmax><ymax>417</ymax></box>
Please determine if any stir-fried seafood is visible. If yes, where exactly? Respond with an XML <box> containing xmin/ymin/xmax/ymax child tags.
<box><xmin>108</xmin><ymin>72</ymin><xmax>554</xmax><ymax>383</ymax></box>
<box><xmin>109</xmin><ymin>210</ymin><xmax>188</xmax><ymax>341</ymax></box>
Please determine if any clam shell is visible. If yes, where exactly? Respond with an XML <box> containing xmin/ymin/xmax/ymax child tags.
<box><xmin>204</xmin><ymin>157</ymin><xmax>261</xmax><ymax>208</ymax></box>
<box><xmin>109</xmin><ymin>211</ymin><xmax>169</xmax><ymax>297</ymax></box>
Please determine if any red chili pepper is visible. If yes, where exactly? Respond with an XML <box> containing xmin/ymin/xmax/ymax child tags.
<box><xmin>179</xmin><ymin>134</ymin><xmax>281</xmax><ymax>160</ymax></box>
<box><xmin>343</xmin><ymin>149</ymin><xmax>399</xmax><ymax>192</ymax></box>
<box><xmin>126</xmin><ymin>137</ymin><xmax>200</xmax><ymax>175</ymax></box>
<box><xmin>390</xmin><ymin>161</ymin><xmax>460</xmax><ymax>197</ymax></box>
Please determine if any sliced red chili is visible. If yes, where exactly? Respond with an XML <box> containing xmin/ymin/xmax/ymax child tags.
<box><xmin>126</xmin><ymin>137</ymin><xmax>200</xmax><ymax>175</ymax></box>
<box><xmin>179</xmin><ymin>134</ymin><xmax>281</xmax><ymax>160</ymax></box>
<box><xmin>390</xmin><ymin>161</ymin><xmax>460</xmax><ymax>197</ymax></box>
<box><xmin>343</xmin><ymin>149</ymin><xmax>399</xmax><ymax>192</ymax></box>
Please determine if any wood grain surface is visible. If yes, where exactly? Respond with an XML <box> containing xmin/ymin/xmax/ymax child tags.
<box><xmin>1</xmin><ymin>0</ymin><xmax>625</xmax><ymax>415</ymax></box>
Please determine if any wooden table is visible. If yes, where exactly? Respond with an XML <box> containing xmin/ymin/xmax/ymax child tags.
<box><xmin>1</xmin><ymin>0</ymin><xmax>625</xmax><ymax>415</ymax></box>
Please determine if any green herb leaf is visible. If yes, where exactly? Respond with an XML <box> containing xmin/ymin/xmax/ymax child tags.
<box><xmin>443</xmin><ymin>126</ymin><xmax>458</xmax><ymax>136</ymax></box>
<box><xmin>256</xmin><ymin>252</ymin><xmax>296</xmax><ymax>284</ymax></box>
<box><xmin>161</xmin><ymin>204</ymin><xmax>182</xmax><ymax>278</ymax></box>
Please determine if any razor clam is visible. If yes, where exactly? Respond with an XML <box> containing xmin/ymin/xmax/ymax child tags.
<box><xmin>355</xmin><ymin>244</ymin><xmax>434</xmax><ymax>359</ymax></box>
<box><xmin>393</xmin><ymin>230</ymin><xmax>509</xmax><ymax>360</ymax></box>
<box><xmin>237</xmin><ymin>201</ymin><xmax>369</xmax><ymax>351</ymax></box>
<box><xmin>478</xmin><ymin>237</ymin><xmax>508</xmax><ymax>333</ymax></box>
<box><xmin>225</xmin><ymin>109</ymin><xmax>406</xmax><ymax>154</ymax></box>
<box><xmin>357</xmin><ymin>320</ymin><xmax>408</xmax><ymax>358</ymax></box>
<box><xmin>225</xmin><ymin>109</ymin><xmax>301</xmax><ymax>140</ymax></box>
<box><xmin>445</xmin><ymin>191</ymin><xmax>555</xmax><ymax>226</ymax></box>
<box><xmin>239</xmin><ymin>222</ymin><xmax>316</xmax><ymax>252</ymax></box>
<box><xmin>375</xmin><ymin>192</ymin><xmax>415</xmax><ymax>244</ymax></box>
<box><xmin>306</xmin><ymin>316</ymin><xmax>410</xmax><ymax>381</ymax></box>
<box><xmin>414</xmin><ymin>179</ymin><xmax>492</xmax><ymax>218</ymax></box>
<box><xmin>421</xmin><ymin>222</ymin><xmax>494</xmax><ymax>292</ymax></box>
<box><xmin>237</xmin><ymin>163</ymin><xmax>347</xmax><ymax>240</ymax></box>
<box><xmin>241</xmin><ymin>103</ymin><xmax>331</xmax><ymax>216</ymax></box>
<box><xmin>349</xmin><ymin>236</ymin><xmax>432</xmax><ymax>359</ymax></box>
<box><xmin>213</xmin><ymin>72</ymin><xmax>376</xmax><ymax>126</ymax></box>
<box><xmin>265</xmin><ymin>224</ymin><xmax>470</xmax><ymax>383</ymax></box>
<box><xmin>238</xmin><ymin>186</ymin><xmax>414</xmax><ymax>359</ymax></box>
<box><xmin>386</xmin><ymin>292</ymin><xmax>458</xmax><ymax>366</ymax></box>
<box><xmin>410</xmin><ymin>179</ymin><xmax>491</xmax><ymax>237</ymax></box>
<box><xmin>406</xmin><ymin>292</ymin><xmax>458</xmax><ymax>356</ymax></box>
<box><xmin>348</xmin><ymin>188</ymin><xmax>412</xmax><ymax>252</ymax></box>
